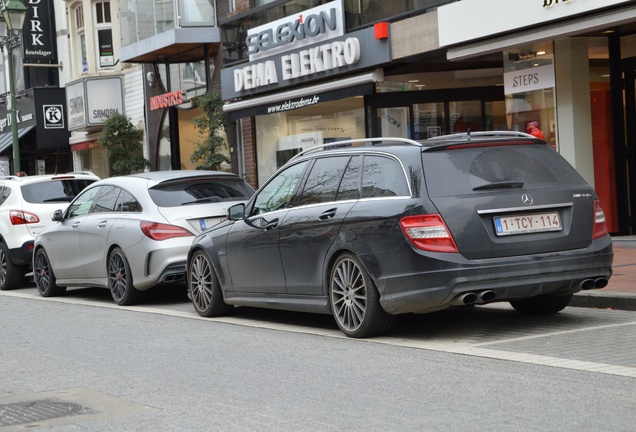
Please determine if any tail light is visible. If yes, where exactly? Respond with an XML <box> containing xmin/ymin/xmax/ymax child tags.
<box><xmin>592</xmin><ymin>200</ymin><xmax>609</xmax><ymax>240</ymax></box>
<box><xmin>10</xmin><ymin>210</ymin><xmax>39</xmax><ymax>225</ymax></box>
<box><xmin>140</xmin><ymin>221</ymin><xmax>193</xmax><ymax>241</ymax></box>
<box><xmin>400</xmin><ymin>214</ymin><xmax>459</xmax><ymax>253</ymax></box>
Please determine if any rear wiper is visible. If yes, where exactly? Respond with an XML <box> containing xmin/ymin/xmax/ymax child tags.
<box><xmin>473</xmin><ymin>181</ymin><xmax>524</xmax><ymax>191</ymax></box>
<box><xmin>42</xmin><ymin>196</ymin><xmax>73</xmax><ymax>202</ymax></box>
<box><xmin>182</xmin><ymin>196</ymin><xmax>222</xmax><ymax>205</ymax></box>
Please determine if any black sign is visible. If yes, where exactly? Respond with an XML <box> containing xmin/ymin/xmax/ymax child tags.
<box><xmin>22</xmin><ymin>0</ymin><xmax>57</xmax><ymax>62</ymax></box>
<box><xmin>98</xmin><ymin>29</ymin><xmax>114</xmax><ymax>66</ymax></box>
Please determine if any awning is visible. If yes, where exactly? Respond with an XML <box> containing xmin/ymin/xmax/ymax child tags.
<box><xmin>0</xmin><ymin>125</ymin><xmax>36</xmax><ymax>155</ymax></box>
<box><xmin>447</xmin><ymin>5</ymin><xmax>636</xmax><ymax>60</ymax></box>
<box><xmin>224</xmin><ymin>69</ymin><xmax>384</xmax><ymax>121</ymax></box>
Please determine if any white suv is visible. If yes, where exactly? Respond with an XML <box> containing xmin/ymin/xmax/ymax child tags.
<box><xmin>0</xmin><ymin>172</ymin><xmax>99</xmax><ymax>290</ymax></box>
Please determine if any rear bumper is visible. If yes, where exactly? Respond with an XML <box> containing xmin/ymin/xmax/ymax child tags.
<box><xmin>362</xmin><ymin>235</ymin><xmax>614</xmax><ymax>314</ymax></box>
<box><xmin>10</xmin><ymin>241</ymin><xmax>34</xmax><ymax>267</ymax></box>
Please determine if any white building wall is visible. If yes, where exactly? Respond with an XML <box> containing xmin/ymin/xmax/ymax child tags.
<box><xmin>54</xmin><ymin>0</ymin><xmax>72</xmax><ymax>86</ymax></box>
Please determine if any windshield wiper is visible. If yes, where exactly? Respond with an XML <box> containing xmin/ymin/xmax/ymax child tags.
<box><xmin>473</xmin><ymin>181</ymin><xmax>524</xmax><ymax>191</ymax></box>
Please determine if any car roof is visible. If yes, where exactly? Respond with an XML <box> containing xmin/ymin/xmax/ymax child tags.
<box><xmin>124</xmin><ymin>170</ymin><xmax>240</xmax><ymax>182</ymax></box>
<box><xmin>288</xmin><ymin>132</ymin><xmax>547</xmax><ymax>162</ymax></box>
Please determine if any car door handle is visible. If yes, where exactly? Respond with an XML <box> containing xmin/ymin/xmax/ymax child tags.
<box><xmin>97</xmin><ymin>221</ymin><xmax>108</xmax><ymax>228</ymax></box>
<box><xmin>265</xmin><ymin>218</ymin><xmax>279</xmax><ymax>231</ymax></box>
<box><xmin>72</xmin><ymin>222</ymin><xmax>81</xmax><ymax>229</ymax></box>
<box><xmin>319</xmin><ymin>208</ymin><xmax>337</xmax><ymax>220</ymax></box>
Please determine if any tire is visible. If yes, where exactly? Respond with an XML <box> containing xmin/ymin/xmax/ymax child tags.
<box><xmin>188</xmin><ymin>249</ymin><xmax>232</xmax><ymax>317</ymax></box>
<box><xmin>510</xmin><ymin>293</ymin><xmax>573</xmax><ymax>315</ymax></box>
<box><xmin>33</xmin><ymin>248</ymin><xmax>66</xmax><ymax>297</ymax></box>
<box><xmin>108</xmin><ymin>247</ymin><xmax>141</xmax><ymax>306</ymax></box>
<box><xmin>329</xmin><ymin>252</ymin><xmax>396</xmax><ymax>338</ymax></box>
<box><xmin>0</xmin><ymin>241</ymin><xmax>23</xmax><ymax>291</ymax></box>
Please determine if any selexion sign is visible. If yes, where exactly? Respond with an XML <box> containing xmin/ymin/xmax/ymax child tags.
<box><xmin>221</xmin><ymin>0</ymin><xmax>390</xmax><ymax>101</ymax></box>
<box><xmin>247</xmin><ymin>0</ymin><xmax>344</xmax><ymax>62</ymax></box>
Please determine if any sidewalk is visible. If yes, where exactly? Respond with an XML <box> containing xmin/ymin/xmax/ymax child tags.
<box><xmin>571</xmin><ymin>237</ymin><xmax>636</xmax><ymax>311</ymax></box>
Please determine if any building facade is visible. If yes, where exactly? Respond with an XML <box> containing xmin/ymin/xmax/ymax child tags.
<box><xmin>218</xmin><ymin>0</ymin><xmax>636</xmax><ymax>235</ymax></box>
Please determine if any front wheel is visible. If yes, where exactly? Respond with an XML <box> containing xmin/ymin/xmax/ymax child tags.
<box><xmin>188</xmin><ymin>250</ymin><xmax>232</xmax><ymax>317</ymax></box>
<box><xmin>510</xmin><ymin>293</ymin><xmax>573</xmax><ymax>315</ymax></box>
<box><xmin>33</xmin><ymin>248</ymin><xmax>66</xmax><ymax>297</ymax></box>
<box><xmin>0</xmin><ymin>242</ymin><xmax>23</xmax><ymax>291</ymax></box>
<box><xmin>329</xmin><ymin>253</ymin><xmax>395</xmax><ymax>338</ymax></box>
<box><xmin>108</xmin><ymin>247</ymin><xmax>140</xmax><ymax>305</ymax></box>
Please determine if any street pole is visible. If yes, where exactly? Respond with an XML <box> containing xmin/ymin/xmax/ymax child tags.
<box><xmin>1</xmin><ymin>0</ymin><xmax>27</xmax><ymax>175</ymax></box>
<box><xmin>6</xmin><ymin>44</ymin><xmax>19</xmax><ymax>174</ymax></box>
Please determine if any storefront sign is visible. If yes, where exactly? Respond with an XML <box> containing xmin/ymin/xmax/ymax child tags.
<box><xmin>66</xmin><ymin>81</ymin><xmax>86</xmax><ymax>130</ymax></box>
<box><xmin>149</xmin><ymin>90</ymin><xmax>184</xmax><ymax>110</ymax></box>
<box><xmin>66</xmin><ymin>77</ymin><xmax>124</xmax><ymax>130</ymax></box>
<box><xmin>543</xmin><ymin>0</ymin><xmax>571</xmax><ymax>7</ymax></box>
<box><xmin>43</xmin><ymin>105</ymin><xmax>64</xmax><ymax>129</ymax></box>
<box><xmin>222</xmin><ymin>27</ymin><xmax>389</xmax><ymax>100</ymax></box>
<box><xmin>504</xmin><ymin>64</ymin><xmax>555</xmax><ymax>95</ymax></box>
<box><xmin>438</xmin><ymin>0</ymin><xmax>633</xmax><ymax>47</ymax></box>
<box><xmin>247</xmin><ymin>0</ymin><xmax>344</xmax><ymax>62</ymax></box>
<box><xmin>86</xmin><ymin>77</ymin><xmax>123</xmax><ymax>125</ymax></box>
<box><xmin>23</xmin><ymin>0</ymin><xmax>57</xmax><ymax>62</ymax></box>
<box><xmin>98</xmin><ymin>29</ymin><xmax>114</xmax><ymax>67</ymax></box>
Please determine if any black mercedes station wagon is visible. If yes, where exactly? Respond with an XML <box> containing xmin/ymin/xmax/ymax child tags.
<box><xmin>186</xmin><ymin>132</ymin><xmax>613</xmax><ymax>338</ymax></box>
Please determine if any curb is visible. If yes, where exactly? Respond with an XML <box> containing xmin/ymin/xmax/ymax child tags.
<box><xmin>571</xmin><ymin>290</ymin><xmax>636</xmax><ymax>311</ymax></box>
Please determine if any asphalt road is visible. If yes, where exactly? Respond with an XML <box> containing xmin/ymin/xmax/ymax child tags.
<box><xmin>1</xmin><ymin>284</ymin><xmax>636</xmax><ymax>431</ymax></box>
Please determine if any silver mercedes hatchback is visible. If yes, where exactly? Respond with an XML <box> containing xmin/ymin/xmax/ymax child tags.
<box><xmin>33</xmin><ymin>170</ymin><xmax>254</xmax><ymax>305</ymax></box>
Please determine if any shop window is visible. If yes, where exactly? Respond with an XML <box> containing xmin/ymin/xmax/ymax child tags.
<box><xmin>74</xmin><ymin>4</ymin><xmax>88</xmax><ymax>74</ymax></box>
<box><xmin>178</xmin><ymin>0</ymin><xmax>215</xmax><ymax>27</ymax></box>
<box><xmin>503</xmin><ymin>45</ymin><xmax>556</xmax><ymax>147</ymax></box>
<box><xmin>254</xmin><ymin>96</ymin><xmax>365</xmax><ymax>185</ymax></box>
<box><xmin>377</xmin><ymin>107</ymin><xmax>410</xmax><ymax>138</ymax></box>
<box><xmin>158</xmin><ymin>115</ymin><xmax>172</xmax><ymax>171</ymax></box>
<box><xmin>94</xmin><ymin>2</ymin><xmax>114</xmax><ymax>69</ymax></box>
<box><xmin>450</xmin><ymin>101</ymin><xmax>482</xmax><ymax>133</ymax></box>
<box><xmin>414</xmin><ymin>102</ymin><xmax>445</xmax><ymax>140</ymax></box>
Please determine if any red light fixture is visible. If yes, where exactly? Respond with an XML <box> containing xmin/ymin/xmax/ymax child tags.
<box><xmin>374</xmin><ymin>22</ymin><xmax>388</xmax><ymax>40</ymax></box>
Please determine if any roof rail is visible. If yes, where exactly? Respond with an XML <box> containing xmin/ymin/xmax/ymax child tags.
<box><xmin>0</xmin><ymin>175</ymin><xmax>20</xmax><ymax>181</ymax></box>
<box><xmin>289</xmin><ymin>137</ymin><xmax>423</xmax><ymax>162</ymax></box>
<box><xmin>427</xmin><ymin>131</ymin><xmax>536</xmax><ymax>141</ymax></box>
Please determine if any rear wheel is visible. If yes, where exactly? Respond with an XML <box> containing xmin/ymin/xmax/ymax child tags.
<box><xmin>108</xmin><ymin>247</ymin><xmax>141</xmax><ymax>305</ymax></box>
<box><xmin>329</xmin><ymin>253</ymin><xmax>395</xmax><ymax>338</ymax></box>
<box><xmin>510</xmin><ymin>293</ymin><xmax>573</xmax><ymax>315</ymax></box>
<box><xmin>0</xmin><ymin>242</ymin><xmax>22</xmax><ymax>291</ymax></box>
<box><xmin>188</xmin><ymin>250</ymin><xmax>232</xmax><ymax>317</ymax></box>
<box><xmin>34</xmin><ymin>248</ymin><xmax>66</xmax><ymax>297</ymax></box>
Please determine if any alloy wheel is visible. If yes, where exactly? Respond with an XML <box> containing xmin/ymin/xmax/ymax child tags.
<box><xmin>108</xmin><ymin>251</ymin><xmax>128</xmax><ymax>303</ymax></box>
<box><xmin>190</xmin><ymin>253</ymin><xmax>213</xmax><ymax>312</ymax></box>
<box><xmin>331</xmin><ymin>257</ymin><xmax>367</xmax><ymax>333</ymax></box>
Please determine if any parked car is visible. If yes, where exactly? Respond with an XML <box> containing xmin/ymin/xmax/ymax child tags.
<box><xmin>186</xmin><ymin>133</ymin><xmax>614</xmax><ymax>338</ymax></box>
<box><xmin>0</xmin><ymin>172</ymin><xmax>99</xmax><ymax>290</ymax></box>
<box><xmin>33</xmin><ymin>170</ymin><xmax>254</xmax><ymax>305</ymax></box>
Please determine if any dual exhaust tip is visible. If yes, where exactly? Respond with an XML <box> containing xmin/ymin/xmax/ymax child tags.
<box><xmin>580</xmin><ymin>277</ymin><xmax>609</xmax><ymax>290</ymax></box>
<box><xmin>451</xmin><ymin>277</ymin><xmax>609</xmax><ymax>306</ymax></box>
<box><xmin>450</xmin><ymin>290</ymin><xmax>496</xmax><ymax>306</ymax></box>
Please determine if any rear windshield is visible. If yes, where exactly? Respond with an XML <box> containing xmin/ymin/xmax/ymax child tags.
<box><xmin>21</xmin><ymin>179</ymin><xmax>96</xmax><ymax>203</ymax></box>
<box><xmin>148</xmin><ymin>178</ymin><xmax>255</xmax><ymax>207</ymax></box>
<box><xmin>422</xmin><ymin>144</ymin><xmax>587</xmax><ymax>197</ymax></box>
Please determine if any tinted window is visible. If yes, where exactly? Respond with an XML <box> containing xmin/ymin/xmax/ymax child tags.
<box><xmin>115</xmin><ymin>190</ymin><xmax>142</xmax><ymax>212</ymax></box>
<box><xmin>337</xmin><ymin>156</ymin><xmax>361</xmax><ymax>201</ymax></box>
<box><xmin>252</xmin><ymin>161</ymin><xmax>308</xmax><ymax>215</ymax></box>
<box><xmin>422</xmin><ymin>144</ymin><xmax>587</xmax><ymax>197</ymax></box>
<box><xmin>92</xmin><ymin>186</ymin><xmax>121</xmax><ymax>213</ymax></box>
<box><xmin>361</xmin><ymin>156</ymin><xmax>410</xmax><ymax>198</ymax></box>
<box><xmin>67</xmin><ymin>186</ymin><xmax>101</xmax><ymax>218</ymax></box>
<box><xmin>21</xmin><ymin>179</ymin><xmax>96</xmax><ymax>203</ymax></box>
<box><xmin>0</xmin><ymin>185</ymin><xmax>10</xmax><ymax>205</ymax></box>
<box><xmin>299</xmin><ymin>157</ymin><xmax>349</xmax><ymax>205</ymax></box>
<box><xmin>148</xmin><ymin>177</ymin><xmax>254</xmax><ymax>207</ymax></box>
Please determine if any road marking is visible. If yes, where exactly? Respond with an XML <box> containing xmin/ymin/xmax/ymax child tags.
<box><xmin>3</xmin><ymin>290</ymin><xmax>636</xmax><ymax>378</ymax></box>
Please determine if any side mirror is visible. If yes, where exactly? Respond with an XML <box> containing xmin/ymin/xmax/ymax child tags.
<box><xmin>228</xmin><ymin>203</ymin><xmax>245</xmax><ymax>221</ymax></box>
<box><xmin>51</xmin><ymin>209</ymin><xmax>64</xmax><ymax>222</ymax></box>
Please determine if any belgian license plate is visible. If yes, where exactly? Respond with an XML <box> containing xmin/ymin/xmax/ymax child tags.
<box><xmin>494</xmin><ymin>212</ymin><xmax>562</xmax><ymax>236</ymax></box>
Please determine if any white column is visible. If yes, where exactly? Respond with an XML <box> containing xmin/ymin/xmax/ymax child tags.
<box><xmin>554</xmin><ymin>38</ymin><xmax>595</xmax><ymax>187</ymax></box>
